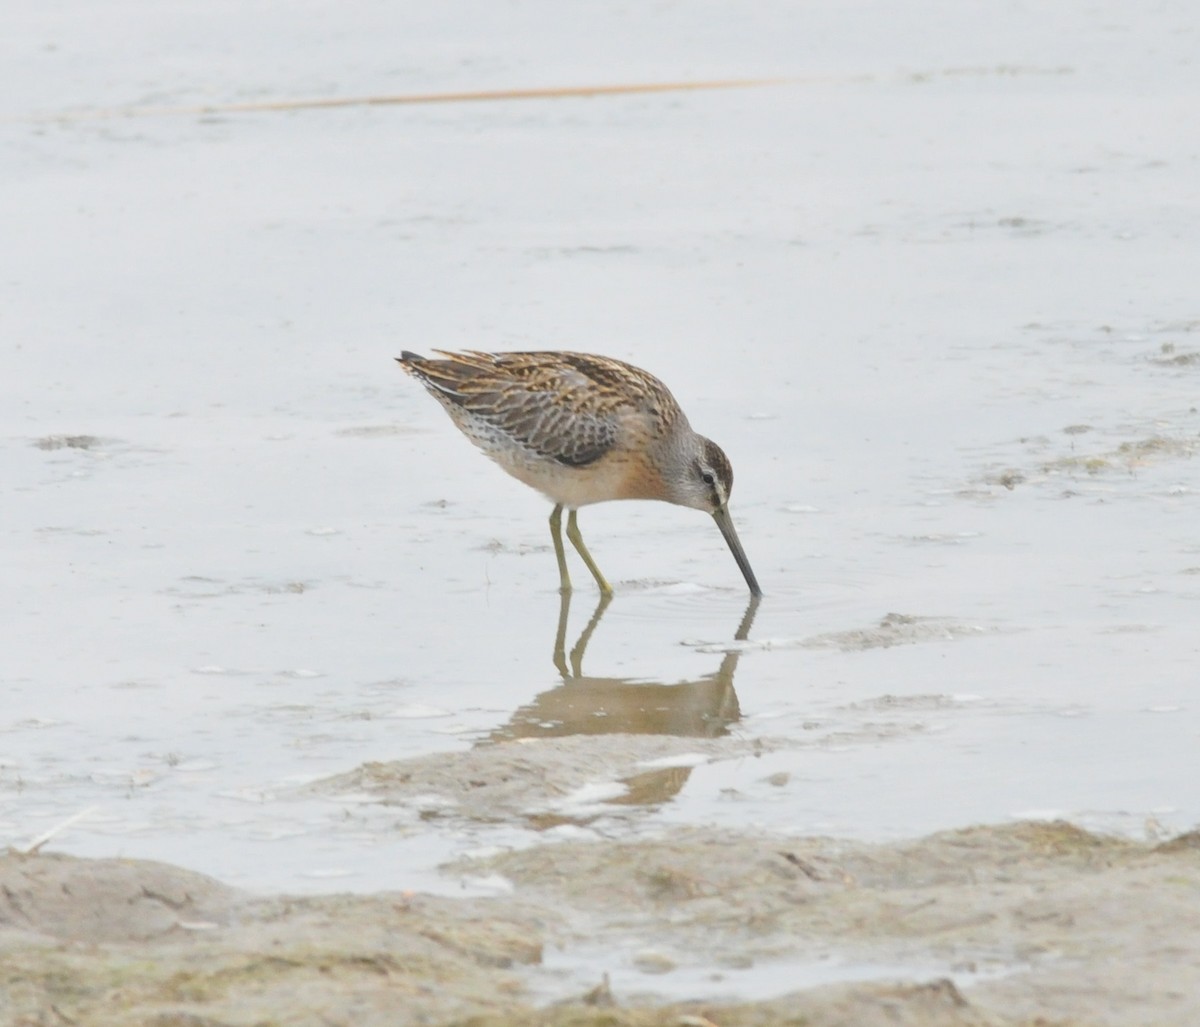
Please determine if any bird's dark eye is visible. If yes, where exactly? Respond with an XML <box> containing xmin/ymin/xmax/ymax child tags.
<box><xmin>700</xmin><ymin>470</ymin><xmax>716</xmax><ymax>486</ymax></box>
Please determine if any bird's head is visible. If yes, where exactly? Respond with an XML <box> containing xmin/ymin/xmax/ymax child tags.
<box><xmin>663</xmin><ymin>435</ymin><xmax>762</xmax><ymax>597</ymax></box>
<box><xmin>664</xmin><ymin>435</ymin><xmax>734</xmax><ymax>514</ymax></box>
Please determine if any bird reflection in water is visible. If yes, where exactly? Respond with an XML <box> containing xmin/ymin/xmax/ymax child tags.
<box><xmin>485</xmin><ymin>593</ymin><xmax>760</xmax><ymax>810</ymax></box>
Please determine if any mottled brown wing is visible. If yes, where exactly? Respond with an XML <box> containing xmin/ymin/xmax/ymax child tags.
<box><xmin>401</xmin><ymin>350</ymin><xmax>672</xmax><ymax>466</ymax></box>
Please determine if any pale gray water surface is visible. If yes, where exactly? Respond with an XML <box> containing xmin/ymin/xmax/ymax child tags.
<box><xmin>3</xmin><ymin>0</ymin><xmax>1199</xmax><ymax>897</ymax></box>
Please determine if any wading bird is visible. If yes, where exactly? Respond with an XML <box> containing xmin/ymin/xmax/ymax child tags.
<box><xmin>398</xmin><ymin>350</ymin><xmax>762</xmax><ymax>597</ymax></box>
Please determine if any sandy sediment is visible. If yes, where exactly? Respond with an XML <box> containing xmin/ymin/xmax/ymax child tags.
<box><xmin>2</xmin><ymin>819</ymin><xmax>1198</xmax><ymax>1026</ymax></box>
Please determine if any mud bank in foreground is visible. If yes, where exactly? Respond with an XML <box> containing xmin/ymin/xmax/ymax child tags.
<box><xmin>2</xmin><ymin>819</ymin><xmax>1198</xmax><ymax>1026</ymax></box>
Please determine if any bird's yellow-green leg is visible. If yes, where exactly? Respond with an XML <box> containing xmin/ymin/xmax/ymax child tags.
<box><xmin>566</xmin><ymin>509</ymin><xmax>613</xmax><ymax>595</ymax></box>
<box><xmin>549</xmin><ymin>504</ymin><xmax>572</xmax><ymax>593</ymax></box>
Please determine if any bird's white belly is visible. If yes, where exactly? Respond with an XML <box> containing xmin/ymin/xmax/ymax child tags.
<box><xmin>457</xmin><ymin>414</ymin><xmax>633</xmax><ymax>507</ymax></box>
<box><xmin>495</xmin><ymin>445</ymin><xmax>634</xmax><ymax>507</ymax></box>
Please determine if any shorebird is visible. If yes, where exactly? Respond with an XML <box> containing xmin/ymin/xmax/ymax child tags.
<box><xmin>397</xmin><ymin>350</ymin><xmax>762</xmax><ymax>597</ymax></box>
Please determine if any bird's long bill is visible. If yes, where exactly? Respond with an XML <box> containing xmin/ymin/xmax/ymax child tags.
<box><xmin>712</xmin><ymin>506</ymin><xmax>763</xmax><ymax>598</ymax></box>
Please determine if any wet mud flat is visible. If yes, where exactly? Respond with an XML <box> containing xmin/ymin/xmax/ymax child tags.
<box><xmin>3</xmin><ymin>809</ymin><xmax>1198</xmax><ymax>1026</ymax></box>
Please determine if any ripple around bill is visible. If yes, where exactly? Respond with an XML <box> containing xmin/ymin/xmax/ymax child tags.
<box><xmin>603</xmin><ymin>581</ymin><xmax>778</xmax><ymax>623</ymax></box>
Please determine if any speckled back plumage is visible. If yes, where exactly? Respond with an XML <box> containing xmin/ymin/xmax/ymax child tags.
<box><xmin>399</xmin><ymin>350</ymin><xmax>684</xmax><ymax>468</ymax></box>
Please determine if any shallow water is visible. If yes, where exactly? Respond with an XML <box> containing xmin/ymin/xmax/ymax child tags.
<box><xmin>3</xmin><ymin>0</ymin><xmax>1199</xmax><ymax>904</ymax></box>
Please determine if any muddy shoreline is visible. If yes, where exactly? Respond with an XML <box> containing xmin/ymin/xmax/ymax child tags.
<box><xmin>4</xmin><ymin>817</ymin><xmax>1197</xmax><ymax>1026</ymax></box>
